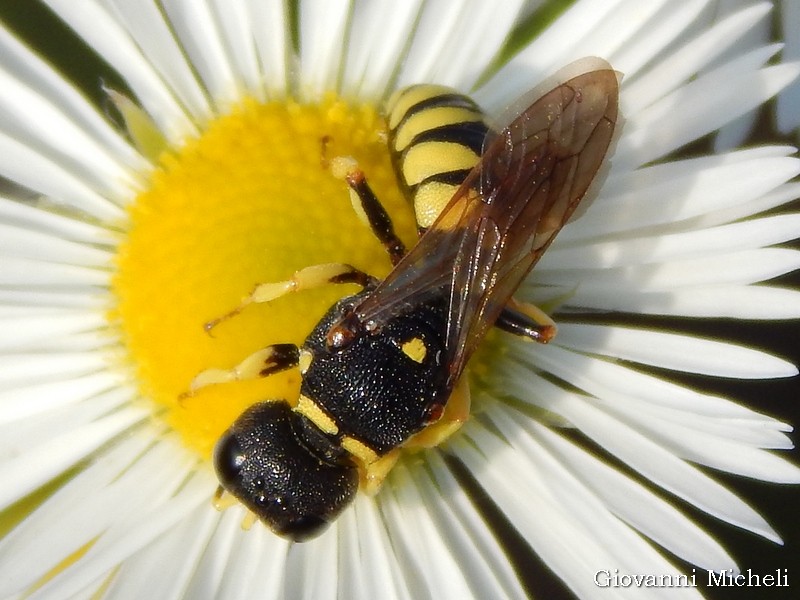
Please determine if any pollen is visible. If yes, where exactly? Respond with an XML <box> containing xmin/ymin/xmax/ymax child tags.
<box><xmin>110</xmin><ymin>96</ymin><xmax>415</xmax><ymax>459</ymax></box>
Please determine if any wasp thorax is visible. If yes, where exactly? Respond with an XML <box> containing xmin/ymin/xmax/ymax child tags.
<box><xmin>213</xmin><ymin>401</ymin><xmax>359</xmax><ymax>542</ymax></box>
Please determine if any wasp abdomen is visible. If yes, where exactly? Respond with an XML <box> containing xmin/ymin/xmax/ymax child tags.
<box><xmin>386</xmin><ymin>85</ymin><xmax>490</xmax><ymax>230</ymax></box>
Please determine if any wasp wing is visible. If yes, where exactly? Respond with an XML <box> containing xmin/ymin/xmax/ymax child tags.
<box><xmin>356</xmin><ymin>60</ymin><xmax>620</xmax><ymax>392</ymax></box>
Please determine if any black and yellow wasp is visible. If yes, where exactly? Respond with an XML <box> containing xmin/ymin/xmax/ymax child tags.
<box><xmin>189</xmin><ymin>57</ymin><xmax>620</xmax><ymax>541</ymax></box>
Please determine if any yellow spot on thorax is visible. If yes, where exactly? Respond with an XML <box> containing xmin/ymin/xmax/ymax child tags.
<box><xmin>400</xmin><ymin>337</ymin><xmax>427</xmax><ymax>363</ymax></box>
<box><xmin>110</xmin><ymin>95</ymin><xmax>416</xmax><ymax>459</ymax></box>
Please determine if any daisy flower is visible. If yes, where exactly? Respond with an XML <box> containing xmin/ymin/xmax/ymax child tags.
<box><xmin>1</xmin><ymin>1</ymin><xmax>799</xmax><ymax>599</ymax></box>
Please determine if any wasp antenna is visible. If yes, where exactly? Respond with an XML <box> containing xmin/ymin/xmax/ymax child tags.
<box><xmin>204</xmin><ymin>302</ymin><xmax>249</xmax><ymax>336</ymax></box>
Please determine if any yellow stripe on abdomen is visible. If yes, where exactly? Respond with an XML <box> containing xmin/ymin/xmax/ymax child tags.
<box><xmin>401</xmin><ymin>141</ymin><xmax>481</xmax><ymax>187</ymax></box>
<box><xmin>386</xmin><ymin>84</ymin><xmax>490</xmax><ymax>230</ymax></box>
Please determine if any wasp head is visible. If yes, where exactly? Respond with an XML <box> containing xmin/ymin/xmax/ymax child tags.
<box><xmin>214</xmin><ymin>401</ymin><xmax>359</xmax><ymax>542</ymax></box>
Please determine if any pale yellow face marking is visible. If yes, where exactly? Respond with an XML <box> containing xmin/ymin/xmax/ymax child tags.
<box><xmin>400</xmin><ymin>336</ymin><xmax>427</xmax><ymax>364</ymax></box>
<box><xmin>295</xmin><ymin>394</ymin><xmax>339</xmax><ymax>435</ymax></box>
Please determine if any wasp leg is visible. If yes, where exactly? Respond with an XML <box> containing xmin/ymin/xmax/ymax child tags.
<box><xmin>360</xmin><ymin>449</ymin><xmax>401</xmax><ymax>496</ymax></box>
<box><xmin>495</xmin><ymin>298</ymin><xmax>557</xmax><ymax>343</ymax></box>
<box><xmin>205</xmin><ymin>263</ymin><xmax>378</xmax><ymax>333</ymax></box>
<box><xmin>184</xmin><ymin>343</ymin><xmax>301</xmax><ymax>396</ymax></box>
<box><xmin>330</xmin><ymin>156</ymin><xmax>406</xmax><ymax>265</ymax></box>
<box><xmin>405</xmin><ymin>374</ymin><xmax>471</xmax><ymax>450</ymax></box>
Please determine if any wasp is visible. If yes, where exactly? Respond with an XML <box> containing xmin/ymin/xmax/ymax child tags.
<box><xmin>188</xmin><ymin>57</ymin><xmax>620</xmax><ymax>541</ymax></box>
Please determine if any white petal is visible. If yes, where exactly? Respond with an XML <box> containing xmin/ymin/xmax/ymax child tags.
<box><xmin>104</xmin><ymin>0</ymin><xmax>214</xmax><ymax>120</ymax></box>
<box><xmin>607</xmin><ymin>0</ymin><xmax>709</xmax><ymax>78</ymax></box>
<box><xmin>103</xmin><ymin>502</ymin><xmax>217</xmax><ymax>599</ymax></box>
<box><xmin>0</xmin><ymin>372</ymin><xmax>124</xmax><ymax>425</ymax></box>
<box><xmin>0</xmin><ymin>196</ymin><xmax>119</xmax><ymax>245</ymax></box>
<box><xmin>0</xmin><ymin>222</ymin><xmax>111</xmax><ymax>265</ymax></box>
<box><xmin>184</xmin><ymin>506</ymin><xmax>284</xmax><ymax>599</ymax></box>
<box><xmin>41</xmin><ymin>0</ymin><xmax>197</xmax><ymax>142</ymax></box>
<box><xmin>617</xmin><ymin>60</ymin><xmax>800</xmax><ymax>167</ymax></box>
<box><xmin>554</xmin><ymin>322</ymin><xmax>797</xmax><ymax>378</ymax></box>
<box><xmin>0</xmin><ymin>65</ymin><xmax>139</xmax><ymax>198</ymax></box>
<box><xmin>512</xmin><ymin>342</ymin><xmax>792</xmax><ymax>423</ymax></box>
<box><xmin>592</xmin><ymin>393</ymin><xmax>800</xmax><ymax>482</ymax></box>
<box><xmin>216</xmin><ymin>513</ymin><xmax>287</xmax><ymax>599</ymax></box>
<box><xmin>0</xmin><ymin>351</ymin><xmax>110</xmax><ymax>387</ymax></box>
<box><xmin>298</xmin><ymin>0</ymin><xmax>351</xmax><ymax>101</ymax></box>
<box><xmin>0</xmin><ymin>308</ymin><xmax>104</xmax><ymax>352</ymax></box>
<box><xmin>397</xmin><ymin>0</ymin><xmax>523</xmax><ymax>93</ymax></box>
<box><xmin>31</xmin><ymin>469</ymin><xmax>210</xmax><ymax>599</ymax></box>
<box><xmin>502</xmin><ymin>373</ymin><xmax>781</xmax><ymax>542</ymax></box>
<box><xmin>0</xmin><ymin>256</ymin><xmax>108</xmax><ymax>287</ymax></box>
<box><xmin>415</xmin><ymin>453</ymin><xmax>528</xmax><ymax>600</ymax></box>
<box><xmin>0</xmin><ymin>406</ymin><xmax>146</xmax><ymax>511</ymax></box>
<box><xmin>0</xmin><ymin>25</ymin><xmax>144</xmax><ymax>173</ymax></box>
<box><xmin>454</xmin><ymin>422</ymin><xmax>707</xmax><ymax>599</ymax></box>
<box><xmin>686</xmin><ymin>180</ymin><xmax>800</xmax><ymax>233</ymax></box>
<box><xmin>379</xmin><ymin>465</ymin><xmax>478</xmax><ymax>599</ymax></box>
<box><xmin>340</xmin><ymin>0</ymin><xmax>423</xmax><ymax>100</ymax></box>
<box><xmin>338</xmin><ymin>496</ymin><xmax>411</xmax><ymax>600</ymax></box>
<box><xmin>247</xmin><ymin>0</ymin><xmax>292</xmax><ymax>98</ymax></box>
<box><xmin>0</xmin><ymin>131</ymin><xmax>126</xmax><ymax>221</ymax></box>
<box><xmin>0</xmin><ymin>429</ymin><xmax>153</xmax><ymax>596</ymax></box>
<box><xmin>536</xmin><ymin>248</ymin><xmax>800</xmax><ymax>291</ymax></box>
<box><xmin>561</xmin><ymin>284</ymin><xmax>800</xmax><ymax>319</ymax></box>
<box><xmin>622</xmin><ymin>2</ymin><xmax>773</xmax><ymax>113</ymax></box>
<box><xmin>508</xmin><ymin>411</ymin><xmax>738</xmax><ymax>570</ymax></box>
<box><xmin>542</xmin><ymin>213</ymin><xmax>800</xmax><ymax>270</ymax></box>
<box><xmin>160</xmin><ymin>0</ymin><xmax>241</xmax><ymax>110</ymax></box>
<box><xmin>284</xmin><ymin>525</ymin><xmax>339</xmax><ymax>600</ymax></box>
<box><xmin>476</xmin><ymin>0</ymin><xmax>630</xmax><ymax>110</ymax></box>
<box><xmin>208</xmin><ymin>0</ymin><xmax>266</xmax><ymax>101</ymax></box>
<box><xmin>559</xmin><ymin>152</ymin><xmax>800</xmax><ymax>241</ymax></box>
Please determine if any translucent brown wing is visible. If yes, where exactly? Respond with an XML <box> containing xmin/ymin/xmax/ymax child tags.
<box><xmin>355</xmin><ymin>59</ymin><xmax>620</xmax><ymax>392</ymax></box>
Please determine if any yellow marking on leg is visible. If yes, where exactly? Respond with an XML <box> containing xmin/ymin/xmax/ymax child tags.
<box><xmin>361</xmin><ymin>449</ymin><xmax>400</xmax><ymax>496</ymax></box>
<box><xmin>507</xmin><ymin>297</ymin><xmax>558</xmax><ymax>343</ymax></box>
<box><xmin>205</xmin><ymin>262</ymin><xmax>362</xmax><ymax>333</ymax></box>
<box><xmin>295</xmin><ymin>394</ymin><xmax>339</xmax><ymax>435</ymax></box>
<box><xmin>187</xmin><ymin>346</ymin><xmax>284</xmax><ymax>394</ymax></box>
<box><xmin>329</xmin><ymin>156</ymin><xmax>373</xmax><ymax>230</ymax></box>
<box><xmin>405</xmin><ymin>375</ymin><xmax>471</xmax><ymax>449</ymax></box>
<box><xmin>240</xmin><ymin>511</ymin><xmax>257</xmax><ymax>531</ymax></box>
<box><xmin>213</xmin><ymin>486</ymin><xmax>239</xmax><ymax>511</ymax></box>
<box><xmin>400</xmin><ymin>337</ymin><xmax>427</xmax><ymax>363</ymax></box>
<box><xmin>341</xmin><ymin>435</ymin><xmax>398</xmax><ymax>494</ymax></box>
<box><xmin>298</xmin><ymin>349</ymin><xmax>313</xmax><ymax>374</ymax></box>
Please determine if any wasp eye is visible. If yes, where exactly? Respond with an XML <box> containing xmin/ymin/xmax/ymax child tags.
<box><xmin>213</xmin><ymin>430</ymin><xmax>246</xmax><ymax>487</ymax></box>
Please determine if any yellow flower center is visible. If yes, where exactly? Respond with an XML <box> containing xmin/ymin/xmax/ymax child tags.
<box><xmin>111</xmin><ymin>96</ymin><xmax>416</xmax><ymax>459</ymax></box>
